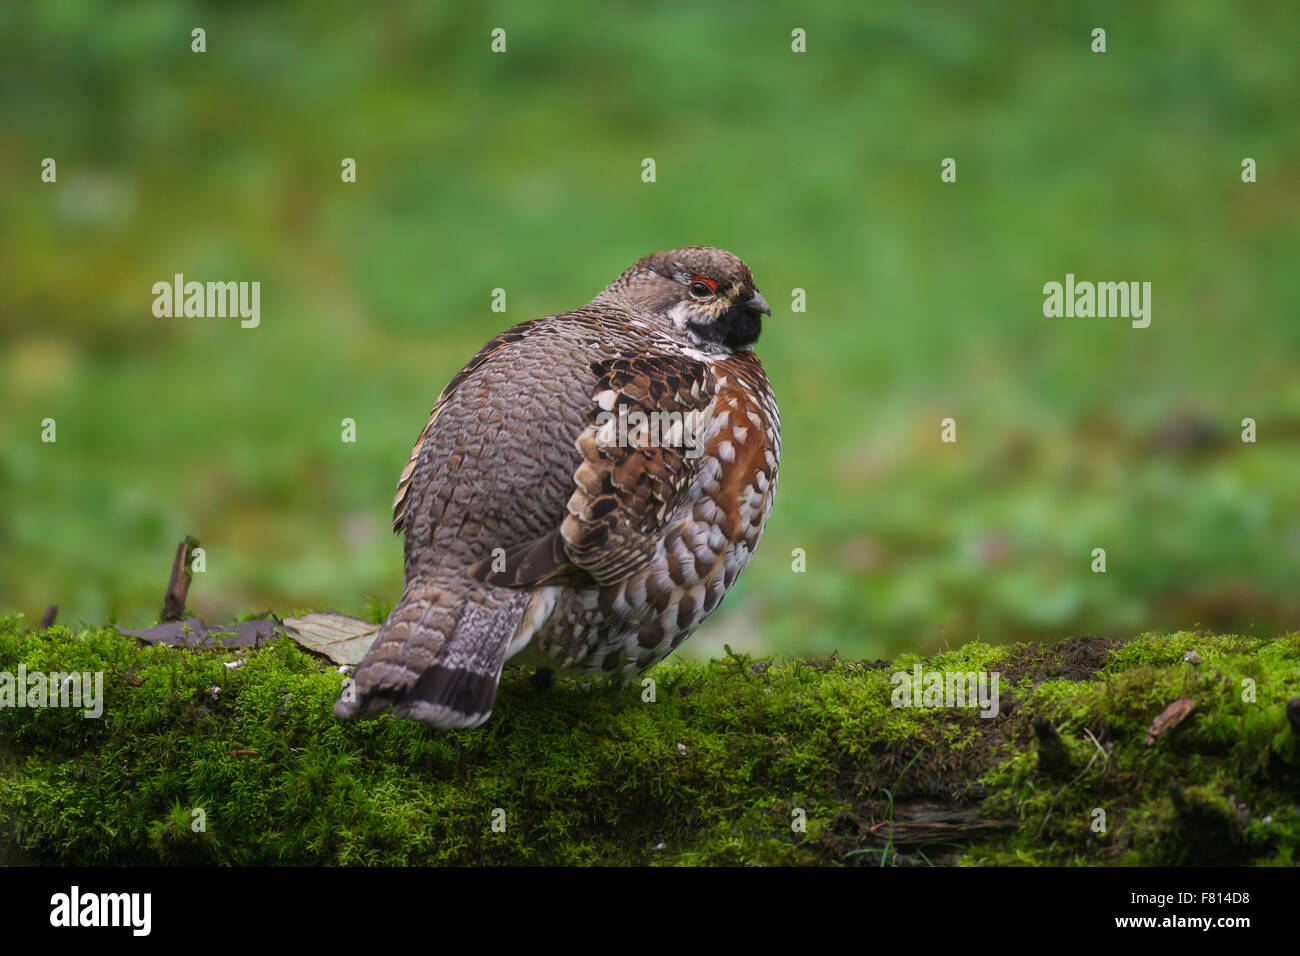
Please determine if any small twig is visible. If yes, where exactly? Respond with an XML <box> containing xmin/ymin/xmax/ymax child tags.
<box><xmin>1081</xmin><ymin>726</ymin><xmax>1109</xmax><ymax>764</ymax></box>
<box><xmin>160</xmin><ymin>535</ymin><xmax>199</xmax><ymax>622</ymax></box>
<box><xmin>39</xmin><ymin>605</ymin><xmax>58</xmax><ymax>628</ymax></box>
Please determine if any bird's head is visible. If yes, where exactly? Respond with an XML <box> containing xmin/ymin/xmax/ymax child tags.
<box><xmin>606</xmin><ymin>246</ymin><xmax>771</xmax><ymax>352</ymax></box>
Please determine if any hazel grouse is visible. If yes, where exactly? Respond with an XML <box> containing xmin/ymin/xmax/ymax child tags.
<box><xmin>334</xmin><ymin>246</ymin><xmax>781</xmax><ymax>728</ymax></box>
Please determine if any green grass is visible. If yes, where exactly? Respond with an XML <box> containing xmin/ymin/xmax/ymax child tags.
<box><xmin>2</xmin><ymin>2</ymin><xmax>1299</xmax><ymax>661</ymax></box>
<box><xmin>2</xmin><ymin>614</ymin><xmax>1297</xmax><ymax>865</ymax></box>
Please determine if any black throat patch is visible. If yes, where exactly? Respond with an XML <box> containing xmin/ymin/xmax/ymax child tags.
<box><xmin>688</xmin><ymin>303</ymin><xmax>762</xmax><ymax>349</ymax></box>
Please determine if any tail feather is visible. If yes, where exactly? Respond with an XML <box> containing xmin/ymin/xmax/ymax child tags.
<box><xmin>334</xmin><ymin>575</ymin><xmax>529</xmax><ymax>729</ymax></box>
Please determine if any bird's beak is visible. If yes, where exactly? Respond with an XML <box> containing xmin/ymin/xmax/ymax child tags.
<box><xmin>745</xmin><ymin>291</ymin><xmax>771</xmax><ymax>316</ymax></box>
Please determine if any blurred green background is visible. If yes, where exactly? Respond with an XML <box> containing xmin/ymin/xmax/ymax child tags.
<box><xmin>2</xmin><ymin>1</ymin><xmax>1298</xmax><ymax>661</ymax></box>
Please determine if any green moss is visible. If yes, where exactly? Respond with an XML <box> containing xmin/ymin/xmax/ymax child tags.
<box><xmin>0</xmin><ymin>615</ymin><xmax>1297</xmax><ymax>865</ymax></box>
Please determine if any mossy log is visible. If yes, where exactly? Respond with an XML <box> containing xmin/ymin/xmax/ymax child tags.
<box><xmin>1</xmin><ymin>614</ymin><xmax>1297</xmax><ymax>865</ymax></box>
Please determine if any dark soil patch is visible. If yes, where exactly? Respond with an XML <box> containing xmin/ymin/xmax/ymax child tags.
<box><xmin>998</xmin><ymin>634</ymin><xmax>1124</xmax><ymax>686</ymax></box>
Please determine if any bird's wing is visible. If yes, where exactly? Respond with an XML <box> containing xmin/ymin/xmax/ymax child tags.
<box><xmin>469</xmin><ymin>351</ymin><xmax>716</xmax><ymax>587</ymax></box>
<box><xmin>391</xmin><ymin>320</ymin><xmax>537</xmax><ymax>533</ymax></box>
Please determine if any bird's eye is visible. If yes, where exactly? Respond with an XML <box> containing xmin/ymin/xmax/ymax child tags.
<box><xmin>689</xmin><ymin>277</ymin><xmax>717</xmax><ymax>298</ymax></box>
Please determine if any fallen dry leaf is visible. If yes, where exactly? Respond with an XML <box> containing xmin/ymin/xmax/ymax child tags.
<box><xmin>1145</xmin><ymin>697</ymin><xmax>1197</xmax><ymax>746</ymax></box>
<box><xmin>281</xmin><ymin>612</ymin><xmax>381</xmax><ymax>665</ymax></box>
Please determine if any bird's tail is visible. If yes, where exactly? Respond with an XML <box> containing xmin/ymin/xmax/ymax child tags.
<box><xmin>333</xmin><ymin>573</ymin><xmax>529</xmax><ymax>729</ymax></box>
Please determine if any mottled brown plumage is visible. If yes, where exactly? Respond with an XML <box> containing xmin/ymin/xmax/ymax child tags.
<box><xmin>334</xmin><ymin>246</ymin><xmax>781</xmax><ymax>728</ymax></box>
